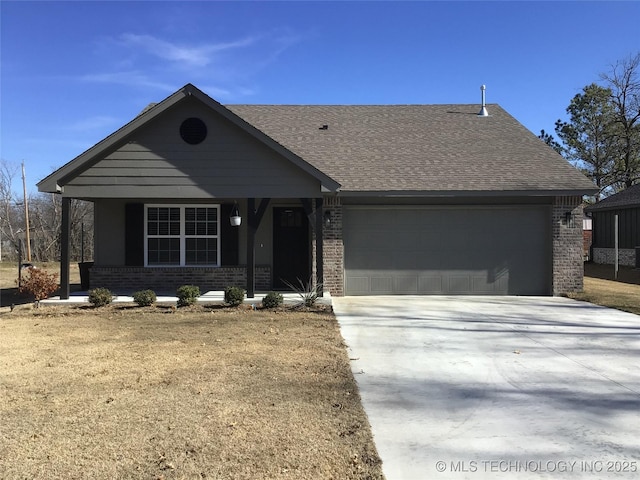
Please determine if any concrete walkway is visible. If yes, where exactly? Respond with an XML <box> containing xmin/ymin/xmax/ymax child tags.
<box><xmin>334</xmin><ymin>296</ymin><xmax>640</xmax><ymax>480</ymax></box>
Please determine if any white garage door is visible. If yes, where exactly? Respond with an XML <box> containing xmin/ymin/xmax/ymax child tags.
<box><xmin>343</xmin><ymin>206</ymin><xmax>551</xmax><ymax>295</ymax></box>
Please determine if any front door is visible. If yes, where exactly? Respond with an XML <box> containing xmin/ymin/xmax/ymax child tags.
<box><xmin>273</xmin><ymin>207</ymin><xmax>310</xmax><ymax>289</ymax></box>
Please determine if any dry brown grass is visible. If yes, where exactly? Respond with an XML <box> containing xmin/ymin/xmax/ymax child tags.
<box><xmin>0</xmin><ymin>304</ymin><xmax>384</xmax><ymax>480</ymax></box>
<box><xmin>569</xmin><ymin>276</ymin><xmax>640</xmax><ymax>315</ymax></box>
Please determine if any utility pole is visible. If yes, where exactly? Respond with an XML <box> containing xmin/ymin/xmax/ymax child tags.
<box><xmin>21</xmin><ymin>162</ymin><xmax>31</xmax><ymax>262</ymax></box>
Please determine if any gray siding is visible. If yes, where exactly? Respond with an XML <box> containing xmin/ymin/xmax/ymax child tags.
<box><xmin>591</xmin><ymin>208</ymin><xmax>640</xmax><ymax>249</ymax></box>
<box><xmin>94</xmin><ymin>199</ymin><xmax>126</xmax><ymax>265</ymax></box>
<box><xmin>66</xmin><ymin>98</ymin><xmax>321</xmax><ymax>199</ymax></box>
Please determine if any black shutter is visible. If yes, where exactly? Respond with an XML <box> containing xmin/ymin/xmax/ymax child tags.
<box><xmin>125</xmin><ymin>203</ymin><xmax>145</xmax><ymax>266</ymax></box>
<box><xmin>221</xmin><ymin>203</ymin><xmax>239</xmax><ymax>266</ymax></box>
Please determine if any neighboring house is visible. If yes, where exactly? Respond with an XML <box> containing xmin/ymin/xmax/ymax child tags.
<box><xmin>585</xmin><ymin>184</ymin><xmax>640</xmax><ymax>267</ymax></box>
<box><xmin>38</xmin><ymin>84</ymin><xmax>596</xmax><ymax>299</ymax></box>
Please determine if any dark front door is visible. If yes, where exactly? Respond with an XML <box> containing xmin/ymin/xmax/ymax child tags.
<box><xmin>273</xmin><ymin>207</ymin><xmax>310</xmax><ymax>288</ymax></box>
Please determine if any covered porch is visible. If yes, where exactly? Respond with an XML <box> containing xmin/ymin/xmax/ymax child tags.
<box><xmin>57</xmin><ymin>196</ymin><xmax>330</xmax><ymax>299</ymax></box>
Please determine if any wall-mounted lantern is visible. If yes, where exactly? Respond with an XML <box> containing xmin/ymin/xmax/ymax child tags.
<box><xmin>230</xmin><ymin>203</ymin><xmax>242</xmax><ymax>227</ymax></box>
<box><xmin>324</xmin><ymin>209</ymin><xmax>332</xmax><ymax>228</ymax></box>
<box><xmin>564</xmin><ymin>211</ymin><xmax>575</xmax><ymax>228</ymax></box>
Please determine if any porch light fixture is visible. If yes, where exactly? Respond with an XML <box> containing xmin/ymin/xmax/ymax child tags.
<box><xmin>323</xmin><ymin>209</ymin><xmax>332</xmax><ymax>227</ymax></box>
<box><xmin>230</xmin><ymin>203</ymin><xmax>242</xmax><ymax>227</ymax></box>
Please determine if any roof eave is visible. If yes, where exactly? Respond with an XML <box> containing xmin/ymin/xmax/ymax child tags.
<box><xmin>585</xmin><ymin>203</ymin><xmax>640</xmax><ymax>213</ymax></box>
<box><xmin>337</xmin><ymin>188</ymin><xmax>599</xmax><ymax>198</ymax></box>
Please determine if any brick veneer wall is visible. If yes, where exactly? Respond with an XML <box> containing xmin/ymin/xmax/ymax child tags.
<box><xmin>90</xmin><ymin>266</ymin><xmax>270</xmax><ymax>293</ymax></box>
<box><xmin>593</xmin><ymin>247</ymin><xmax>637</xmax><ymax>267</ymax></box>
<box><xmin>322</xmin><ymin>196</ymin><xmax>344</xmax><ymax>296</ymax></box>
<box><xmin>552</xmin><ymin>196</ymin><xmax>584</xmax><ymax>295</ymax></box>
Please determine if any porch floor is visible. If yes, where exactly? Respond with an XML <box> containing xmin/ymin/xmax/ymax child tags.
<box><xmin>41</xmin><ymin>290</ymin><xmax>332</xmax><ymax>307</ymax></box>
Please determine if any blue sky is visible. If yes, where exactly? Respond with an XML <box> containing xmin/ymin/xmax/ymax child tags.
<box><xmin>1</xmin><ymin>1</ymin><xmax>639</xmax><ymax>193</ymax></box>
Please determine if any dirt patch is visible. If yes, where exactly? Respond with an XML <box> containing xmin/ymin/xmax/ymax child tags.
<box><xmin>0</xmin><ymin>304</ymin><xmax>384</xmax><ymax>479</ymax></box>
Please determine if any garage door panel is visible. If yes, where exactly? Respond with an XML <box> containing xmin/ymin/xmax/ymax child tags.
<box><xmin>346</xmin><ymin>276</ymin><xmax>370</xmax><ymax>295</ymax></box>
<box><xmin>419</xmin><ymin>276</ymin><xmax>443</xmax><ymax>293</ymax></box>
<box><xmin>344</xmin><ymin>206</ymin><xmax>551</xmax><ymax>295</ymax></box>
<box><xmin>394</xmin><ymin>276</ymin><xmax>418</xmax><ymax>294</ymax></box>
<box><xmin>371</xmin><ymin>277</ymin><xmax>393</xmax><ymax>293</ymax></box>
<box><xmin>419</xmin><ymin>230</ymin><xmax>443</xmax><ymax>245</ymax></box>
<box><xmin>448</xmin><ymin>275</ymin><xmax>471</xmax><ymax>293</ymax></box>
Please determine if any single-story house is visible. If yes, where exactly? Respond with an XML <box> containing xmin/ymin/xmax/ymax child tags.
<box><xmin>585</xmin><ymin>183</ymin><xmax>640</xmax><ymax>267</ymax></box>
<box><xmin>38</xmin><ymin>84</ymin><xmax>596</xmax><ymax>299</ymax></box>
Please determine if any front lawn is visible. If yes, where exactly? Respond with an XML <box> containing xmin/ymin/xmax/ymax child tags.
<box><xmin>0</xmin><ymin>304</ymin><xmax>383</xmax><ymax>479</ymax></box>
<box><xmin>569</xmin><ymin>276</ymin><xmax>640</xmax><ymax>315</ymax></box>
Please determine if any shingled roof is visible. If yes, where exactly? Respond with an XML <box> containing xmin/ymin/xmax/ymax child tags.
<box><xmin>38</xmin><ymin>84</ymin><xmax>596</xmax><ymax>197</ymax></box>
<box><xmin>585</xmin><ymin>183</ymin><xmax>640</xmax><ymax>212</ymax></box>
<box><xmin>228</xmin><ymin>103</ymin><xmax>596</xmax><ymax>195</ymax></box>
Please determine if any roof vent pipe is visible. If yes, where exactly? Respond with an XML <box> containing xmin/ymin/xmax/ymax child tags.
<box><xmin>478</xmin><ymin>85</ymin><xmax>489</xmax><ymax>117</ymax></box>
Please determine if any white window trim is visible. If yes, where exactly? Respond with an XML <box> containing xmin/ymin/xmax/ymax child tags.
<box><xmin>144</xmin><ymin>204</ymin><xmax>221</xmax><ymax>267</ymax></box>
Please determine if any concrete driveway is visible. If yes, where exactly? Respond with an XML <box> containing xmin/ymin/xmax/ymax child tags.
<box><xmin>333</xmin><ymin>296</ymin><xmax>640</xmax><ymax>480</ymax></box>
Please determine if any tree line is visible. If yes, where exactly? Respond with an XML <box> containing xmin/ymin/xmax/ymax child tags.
<box><xmin>540</xmin><ymin>53</ymin><xmax>640</xmax><ymax>200</ymax></box>
<box><xmin>0</xmin><ymin>160</ymin><xmax>93</xmax><ymax>264</ymax></box>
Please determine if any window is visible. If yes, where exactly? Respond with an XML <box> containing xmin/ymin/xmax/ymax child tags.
<box><xmin>145</xmin><ymin>205</ymin><xmax>220</xmax><ymax>266</ymax></box>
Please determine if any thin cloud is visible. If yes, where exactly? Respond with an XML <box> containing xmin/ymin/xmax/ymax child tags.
<box><xmin>81</xmin><ymin>71</ymin><xmax>176</xmax><ymax>92</ymax></box>
<box><xmin>118</xmin><ymin>33</ymin><xmax>256</xmax><ymax>68</ymax></box>
<box><xmin>80</xmin><ymin>30</ymin><xmax>306</xmax><ymax>100</ymax></box>
<box><xmin>66</xmin><ymin>115</ymin><xmax>120</xmax><ymax>132</ymax></box>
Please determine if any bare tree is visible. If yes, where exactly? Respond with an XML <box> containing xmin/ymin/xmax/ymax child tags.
<box><xmin>0</xmin><ymin>159</ymin><xmax>94</xmax><ymax>263</ymax></box>
<box><xmin>601</xmin><ymin>52</ymin><xmax>640</xmax><ymax>189</ymax></box>
<box><xmin>0</xmin><ymin>160</ymin><xmax>22</xmax><ymax>260</ymax></box>
<box><xmin>29</xmin><ymin>194</ymin><xmax>94</xmax><ymax>263</ymax></box>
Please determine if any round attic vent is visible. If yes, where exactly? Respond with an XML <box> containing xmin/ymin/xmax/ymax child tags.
<box><xmin>180</xmin><ymin>117</ymin><xmax>207</xmax><ymax>145</ymax></box>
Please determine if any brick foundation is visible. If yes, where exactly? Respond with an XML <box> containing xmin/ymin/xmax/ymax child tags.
<box><xmin>552</xmin><ymin>196</ymin><xmax>584</xmax><ymax>295</ymax></box>
<box><xmin>90</xmin><ymin>266</ymin><xmax>271</xmax><ymax>294</ymax></box>
<box><xmin>592</xmin><ymin>247</ymin><xmax>637</xmax><ymax>267</ymax></box>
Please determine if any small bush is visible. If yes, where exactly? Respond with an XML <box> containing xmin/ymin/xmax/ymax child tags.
<box><xmin>18</xmin><ymin>266</ymin><xmax>59</xmax><ymax>305</ymax></box>
<box><xmin>262</xmin><ymin>291</ymin><xmax>283</xmax><ymax>309</ymax></box>
<box><xmin>283</xmin><ymin>276</ymin><xmax>322</xmax><ymax>308</ymax></box>
<box><xmin>224</xmin><ymin>286</ymin><xmax>246</xmax><ymax>307</ymax></box>
<box><xmin>88</xmin><ymin>287</ymin><xmax>113</xmax><ymax>307</ymax></box>
<box><xmin>133</xmin><ymin>289</ymin><xmax>156</xmax><ymax>307</ymax></box>
<box><xmin>177</xmin><ymin>285</ymin><xmax>200</xmax><ymax>307</ymax></box>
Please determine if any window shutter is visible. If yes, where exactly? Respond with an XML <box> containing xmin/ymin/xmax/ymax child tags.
<box><xmin>221</xmin><ymin>203</ymin><xmax>239</xmax><ymax>266</ymax></box>
<box><xmin>125</xmin><ymin>203</ymin><xmax>145</xmax><ymax>266</ymax></box>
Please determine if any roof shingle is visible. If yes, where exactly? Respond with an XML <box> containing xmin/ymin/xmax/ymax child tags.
<box><xmin>585</xmin><ymin>183</ymin><xmax>640</xmax><ymax>212</ymax></box>
<box><xmin>228</xmin><ymin>103</ymin><xmax>596</xmax><ymax>194</ymax></box>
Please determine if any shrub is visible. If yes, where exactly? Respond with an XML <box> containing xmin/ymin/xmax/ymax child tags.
<box><xmin>262</xmin><ymin>291</ymin><xmax>283</xmax><ymax>309</ymax></box>
<box><xmin>224</xmin><ymin>286</ymin><xmax>246</xmax><ymax>307</ymax></box>
<box><xmin>133</xmin><ymin>289</ymin><xmax>156</xmax><ymax>307</ymax></box>
<box><xmin>18</xmin><ymin>266</ymin><xmax>59</xmax><ymax>306</ymax></box>
<box><xmin>88</xmin><ymin>287</ymin><xmax>113</xmax><ymax>307</ymax></box>
<box><xmin>283</xmin><ymin>276</ymin><xmax>322</xmax><ymax>308</ymax></box>
<box><xmin>176</xmin><ymin>285</ymin><xmax>200</xmax><ymax>307</ymax></box>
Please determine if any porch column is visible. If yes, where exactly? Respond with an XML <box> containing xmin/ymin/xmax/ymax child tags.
<box><xmin>246</xmin><ymin>198</ymin><xmax>270</xmax><ymax>299</ymax></box>
<box><xmin>60</xmin><ymin>197</ymin><xmax>71</xmax><ymax>299</ymax></box>
<box><xmin>247</xmin><ymin>198</ymin><xmax>256</xmax><ymax>299</ymax></box>
<box><xmin>315</xmin><ymin>197</ymin><xmax>324</xmax><ymax>296</ymax></box>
